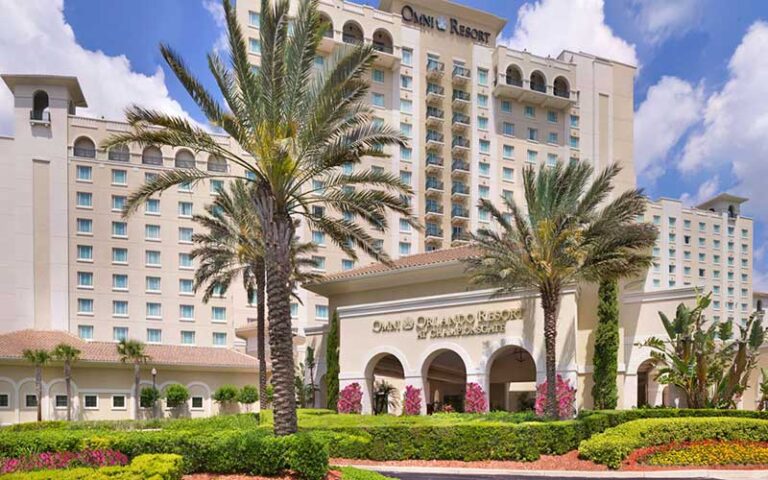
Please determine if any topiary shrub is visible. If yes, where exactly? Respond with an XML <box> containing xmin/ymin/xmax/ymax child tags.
<box><xmin>535</xmin><ymin>375</ymin><xmax>575</xmax><ymax>419</ymax></box>
<box><xmin>164</xmin><ymin>384</ymin><xmax>190</xmax><ymax>409</ymax></box>
<box><xmin>212</xmin><ymin>385</ymin><xmax>240</xmax><ymax>405</ymax></box>
<box><xmin>140</xmin><ymin>386</ymin><xmax>160</xmax><ymax>409</ymax></box>
<box><xmin>464</xmin><ymin>383</ymin><xmax>488</xmax><ymax>413</ymax></box>
<box><xmin>403</xmin><ymin>385</ymin><xmax>422</xmax><ymax>416</ymax></box>
<box><xmin>238</xmin><ymin>385</ymin><xmax>259</xmax><ymax>406</ymax></box>
<box><xmin>338</xmin><ymin>383</ymin><xmax>363</xmax><ymax>414</ymax></box>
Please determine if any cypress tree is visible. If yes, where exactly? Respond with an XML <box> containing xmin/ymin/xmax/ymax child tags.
<box><xmin>325</xmin><ymin>311</ymin><xmax>340</xmax><ymax>410</ymax></box>
<box><xmin>591</xmin><ymin>279</ymin><xmax>619</xmax><ymax>409</ymax></box>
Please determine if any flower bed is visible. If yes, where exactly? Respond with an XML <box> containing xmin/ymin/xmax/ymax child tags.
<box><xmin>1</xmin><ymin>449</ymin><xmax>127</xmax><ymax>474</ymax></box>
<box><xmin>627</xmin><ymin>440</ymin><xmax>768</xmax><ymax>467</ymax></box>
<box><xmin>0</xmin><ymin>453</ymin><xmax>182</xmax><ymax>480</ymax></box>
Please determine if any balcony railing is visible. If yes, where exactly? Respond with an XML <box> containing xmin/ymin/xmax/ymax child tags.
<box><xmin>452</xmin><ymin>90</ymin><xmax>471</xmax><ymax>102</ymax></box>
<box><xmin>451</xmin><ymin>207</ymin><xmax>470</xmax><ymax>218</ymax></box>
<box><xmin>452</xmin><ymin>160</ymin><xmax>470</xmax><ymax>173</ymax></box>
<box><xmin>451</xmin><ymin>137</ymin><xmax>470</xmax><ymax>149</ymax></box>
<box><xmin>425</xmin><ymin>226</ymin><xmax>444</xmax><ymax>238</ymax></box>
<box><xmin>425</xmin><ymin>203</ymin><xmax>444</xmax><ymax>215</ymax></box>
<box><xmin>426</xmin><ymin>155</ymin><xmax>444</xmax><ymax>167</ymax></box>
<box><xmin>452</xmin><ymin>183</ymin><xmax>470</xmax><ymax>195</ymax></box>
<box><xmin>342</xmin><ymin>34</ymin><xmax>363</xmax><ymax>45</ymax></box>
<box><xmin>425</xmin><ymin>179</ymin><xmax>444</xmax><ymax>191</ymax></box>
<box><xmin>426</xmin><ymin>59</ymin><xmax>445</xmax><ymax>75</ymax></box>
<box><xmin>452</xmin><ymin>231</ymin><xmax>471</xmax><ymax>242</ymax></box>
<box><xmin>426</xmin><ymin>131</ymin><xmax>445</xmax><ymax>144</ymax></box>
<box><xmin>108</xmin><ymin>150</ymin><xmax>130</xmax><ymax>162</ymax></box>
<box><xmin>498</xmin><ymin>74</ymin><xmax>523</xmax><ymax>87</ymax></box>
<box><xmin>372</xmin><ymin>42</ymin><xmax>394</xmax><ymax>54</ymax></box>
<box><xmin>452</xmin><ymin>113</ymin><xmax>470</xmax><ymax>125</ymax></box>
<box><xmin>426</xmin><ymin>107</ymin><xmax>444</xmax><ymax>119</ymax></box>
<box><xmin>30</xmin><ymin>110</ymin><xmax>51</xmax><ymax>122</ymax></box>
<box><xmin>452</xmin><ymin>65</ymin><xmax>471</xmax><ymax>79</ymax></box>
<box><xmin>73</xmin><ymin>147</ymin><xmax>96</xmax><ymax>158</ymax></box>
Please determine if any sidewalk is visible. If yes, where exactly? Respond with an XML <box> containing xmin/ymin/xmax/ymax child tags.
<box><xmin>342</xmin><ymin>464</ymin><xmax>768</xmax><ymax>480</ymax></box>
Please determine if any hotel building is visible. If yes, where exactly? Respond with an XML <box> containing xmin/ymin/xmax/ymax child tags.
<box><xmin>0</xmin><ymin>0</ymin><xmax>761</xmax><ymax>422</ymax></box>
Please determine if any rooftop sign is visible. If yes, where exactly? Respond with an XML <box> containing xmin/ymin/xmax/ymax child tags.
<box><xmin>400</xmin><ymin>5</ymin><xmax>492</xmax><ymax>44</ymax></box>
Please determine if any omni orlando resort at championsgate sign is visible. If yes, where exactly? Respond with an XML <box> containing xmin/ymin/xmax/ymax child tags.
<box><xmin>372</xmin><ymin>309</ymin><xmax>524</xmax><ymax>340</ymax></box>
<box><xmin>400</xmin><ymin>4</ymin><xmax>492</xmax><ymax>44</ymax></box>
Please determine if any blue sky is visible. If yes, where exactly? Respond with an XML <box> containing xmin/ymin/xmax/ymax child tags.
<box><xmin>2</xmin><ymin>0</ymin><xmax>767</xmax><ymax>287</ymax></box>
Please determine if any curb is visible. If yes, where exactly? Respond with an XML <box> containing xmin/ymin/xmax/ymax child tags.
<box><xmin>339</xmin><ymin>464</ymin><xmax>768</xmax><ymax>479</ymax></box>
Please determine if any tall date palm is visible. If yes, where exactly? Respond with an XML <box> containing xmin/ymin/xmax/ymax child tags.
<box><xmin>22</xmin><ymin>349</ymin><xmax>51</xmax><ymax>422</ymax></box>
<box><xmin>103</xmin><ymin>0</ymin><xmax>414</xmax><ymax>434</ymax></box>
<box><xmin>192</xmin><ymin>179</ymin><xmax>320</xmax><ymax>411</ymax></box>
<box><xmin>465</xmin><ymin>161</ymin><xmax>657</xmax><ymax>418</ymax></box>
<box><xmin>117</xmin><ymin>339</ymin><xmax>151</xmax><ymax>420</ymax></box>
<box><xmin>51</xmin><ymin>343</ymin><xmax>81</xmax><ymax>421</ymax></box>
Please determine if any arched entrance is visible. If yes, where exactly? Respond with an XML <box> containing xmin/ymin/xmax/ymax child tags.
<box><xmin>487</xmin><ymin>346</ymin><xmax>536</xmax><ymax>411</ymax></box>
<box><xmin>365</xmin><ymin>353</ymin><xmax>405</xmax><ymax>415</ymax></box>
<box><xmin>423</xmin><ymin>350</ymin><xmax>466</xmax><ymax>413</ymax></box>
<box><xmin>637</xmin><ymin>359</ymin><xmax>662</xmax><ymax>407</ymax></box>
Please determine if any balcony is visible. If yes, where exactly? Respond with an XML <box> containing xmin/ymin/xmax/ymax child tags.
<box><xmin>451</xmin><ymin>206</ymin><xmax>470</xmax><ymax>223</ymax></box>
<box><xmin>426</xmin><ymin>107</ymin><xmax>444</xmax><ymax>127</ymax></box>
<box><xmin>451</xmin><ymin>136</ymin><xmax>470</xmax><ymax>155</ymax></box>
<box><xmin>30</xmin><ymin>110</ymin><xmax>51</xmax><ymax>125</ymax></box>
<box><xmin>452</xmin><ymin>90</ymin><xmax>471</xmax><ymax>109</ymax></box>
<box><xmin>425</xmin><ymin>226</ymin><xmax>444</xmax><ymax>241</ymax></box>
<box><xmin>451</xmin><ymin>160</ymin><xmax>470</xmax><ymax>177</ymax></box>
<box><xmin>451</xmin><ymin>183</ymin><xmax>470</xmax><ymax>200</ymax></box>
<box><xmin>425</xmin><ymin>178</ymin><xmax>444</xmax><ymax>196</ymax></box>
<box><xmin>425</xmin><ymin>203</ymin><xmax>444</xmax><ymax>218</ymax></box>
<box><xmin>426</xmin><ymin>131</ymin><xmax>445</xmax><ymax>151</ymax></box>
<box><xmin>426</xmin><ymin>59</ymin><xmax>445</xmax><ymax>80</ymax></box>
<box><xmin>73</xmin><ymin>147</ymin><xmax>97</xmax><ymax>158</ymax></box>
<box><xmin>452</xmin><ymin>65</ymin><xmax>471</xmax><ymax>85</ymax></box>
<box><xmin>425</xmin><ymin>154</ymin><xmax>444</xmax><ymax>171</ymax></box>
<box><xmin>451</xmin><ymin>112</ymin><xmax>470</xmax><ymax>133</ymax></box>
<box><xmin>493</xmin><ymin>74</ymin><xmax>577</xmax><ymax>110</ymax></box>
<box><xmin>451</xmin><ymin>231</ymin><xmax>471</xmax><ymax>245</ymax></box>
<box><xmin>426</xmin><ymin>84</ymin><xmax>445</xmax><ymax>105</ymax></box>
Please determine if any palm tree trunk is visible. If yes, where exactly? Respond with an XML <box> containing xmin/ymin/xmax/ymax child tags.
<box><xmin>35</xmin><ymin>366</ymin><xmax>42</xmax><ymax>422</ymax></box>
<box><xmin>134</xmin><ymin>362</ymin><xmax>140</xmax><ymax>420</ymax></box>
<box><xmin>541</xmin><ymin>287</ymin><xmax>561</xmax><ymax>419</ymax></box>
<box><xmin>256</xmin><ymin>258</ymin><xmax>268</xmax><ymax>412</ymax></box>
<box><xmin>65</xmin><ymin>361</ymin><xmax>72</xmax><ymax>421</ymax></box>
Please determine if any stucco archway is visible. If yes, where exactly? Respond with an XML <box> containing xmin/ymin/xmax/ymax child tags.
<box><xmin>486</xmin><ymin>346</ymin><xmax>536</xmax><ymax>411</ymax></box>
<box><xmin>422</xmin><ymin>349</ymin><xmax>467</xmax><ymax>413</ymax></box>
<box><xmin>365</xmin><ymin>353</ymin><xmax>405</xmax><ymax>415</ymax></box>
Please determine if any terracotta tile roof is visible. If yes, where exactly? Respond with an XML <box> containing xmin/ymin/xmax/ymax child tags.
<box><xmin>0</xmin><ymin>330</ymin><xmax>257</xmax><ymax>370</ymax></box>
<box><xmin>315</xmin><ymin>245</ymin><xmax>479</xmax><ymax>283</ymax></box>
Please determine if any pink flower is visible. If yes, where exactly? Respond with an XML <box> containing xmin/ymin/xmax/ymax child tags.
<box><xmin>403</xmin><ymin>385</ymin><xmax>422</xmax><ymax>415</ymax></box>
<box><xmin>464</xmin><ymin>382</ymin><xmax>488</xmax><ymax>413</ymax></box>
<box><xmin>534</xmin><ymin>374</ymin><xmax>576</xmax><ymax>418</ymax></box>
<box><xmin>337</xmin><ymin>382</ymin><xmax>364</xmax><ymax>414</ymax></box>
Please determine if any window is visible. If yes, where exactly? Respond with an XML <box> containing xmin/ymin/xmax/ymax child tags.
<box><xmin>112</xmin><ymin>274</ymin><xmax>128</xmax><ymax>291</ymax></box>
<box><xmin>113</xmin><ymin>327</ymin><xmax>128</xmax><ymax>342</ymax></box>
<box><xmin>77</xmin><ymin>245</ymin><xmax>93</xmax><ymax>261</ymax></box>
<box><xmin>548</xmin><ymin>132</ymin><xmax>558</xmax><ymax>144</ymax></box>
<box><xmin>145</xmin><ymin>172</ymin><xmax>159</xmax><ymax>183</ymax></box>
<box><xmin>112</xmin><ymin>395</ymin><xmax>126</xmax><ymax>410</ymax></box>
<box><xmin>342</xmin><ymin>259</ymin><xmax>355</xmax><ymax>271</ymax></box>
<box><xmin>311</xmin><ymin>230</ymin><xmax>326</xmax><ymax>246</ymax></box>
<box><xmin>477</xmin><ymin>116</ymin><xmax>488</xmax><ymax>130</ymax></box>
<box><xmin>399</xmin><ymin>241</ymin><xmax>411</xmax><ymax>255</ymax></box>
<box><xmin>684</xmin><ymin>219</ymin><xmax>691</xmax><ymax>229</ymax></box>
<box><xmin>179</xmin><ymin>279</ymin><xmax>193</xmax><ymax>294</ymax></box>
<box><xmin>402</xmin><ymin>48</ymin><xmax>412</xmax><ymax>66</ymax></box>
<box><xmin>479</xmin><ymin>162</ymin><xmax>490</xmax><ymax>177</ymax></box>
<box><xmin>501</xmin><ymin>100</ymin><xmax>512</xmax><ymax>113</ymax></box>
<box><xmin>54</xmin><ymin>395</ymin><xmax>68</xmax><ymax>409</ymax></box>
<box><xmin>248</xmin><ymin>10</ymin><xmax>260</xmax><ymax>26</ymax></box>
<box><xmin>178</xmin><ymin>202</ymin><xmax>193</xmax><ymax>217</ymax></box>
<box><xmin>547</xmin><ymin>153</ymin><xmax>557</xmax><ymax>167</ymax></box>
<box><xmin>77</xmin><ymin>271</ymin><xmax>93</xmax><ymax>288</ymax></box>
<box><xmin>181</xmin><ymin>331</ymin><xmax>196</xmax><ymax>345</ymax></box>
<box><xmin>502</xmin><ymin>122</ymin><xmax>514</xmax><ymax>136</ymax></box>
<box><xmin>714</xmin><ymin>224</ymin><xmax>721</xmax><ymax>234</ymax></box>
<box><xmin>479</xmin><ymin>185</ymin><xmax>490</xmax><ymax>199</ymax></box>
<box><xmin>372</xmin><ymin>93</ymin><xmax>385</xmax><ymax>107</ymax></box>
<box><xmin>524</xmin><ymin>105</ymin><xmax>535</xmax><ymax>118</ymax></box>
<box><xmin>526</xmin><ymin>150</ymin><xmax>538</xmax><ymax>163</ymax></box>
<box><xmin>315</xmin><ymin>305</ymin><xmax>329</xmax><ymax>320</ymax></box>
<box><xmin>399</xmin><ymin>146</ymin><xmax>412</xmax><ymax>162</ymax></box>
<box><xmin>146</xmin><ymin>302</ymin><xmax>162</xmax><ymax>319</ymax></box>
<box><xmin>477</xmin><ymin>94</ymin><xmax>488</xmax><ymax>107</ymax></box>
<box><xmin>212</xmin><ymin>306</ymin><xmax>227</xmax><ymax>322</ymax></box>
<box><xmin>547</xmin><ymin>111</ymin><xmax>558</xmax><ymax>123</ymax></box>
<box><xmin>112</xmin><ymin>248</ymin><xmax>128</xmax><ymax>264</ymax></box>
<box><xmin>78</xmin><ymin>325</ymin><xmax>93</xmax><ymax>340</ymax></box>
<box><xmin>249</xmin><ymin>38</ymin><xmax>261</xmax><ymax>54</ymax></box>
<box><xmin>179</xmin><ymin>253</ymin><xmax>193</xmax><ymax>269</ymax></box>
<box><xmin>210</xmin><ymin>179</ymin><xmax>224</xmax><ymax>194</ymax></box>
<box><xmin>527</xmin><ymin>128</ymin><xmax>538</xmax><ymax>141</ymax></box>
<box><xmin>569</xmin><ymin>135</ymin><xmax>580</xmax><ymax>149</ymax></box>
<box><xmin>179</xmin><ymin>181</ymin><xmax>193</xmax><ymax>193</ymax></box>
<box><xmin>400</xmin><ymin>122</ymin><xmax>412</xmax><ymax>138</ymax></box>
<box><xmin>312</xmin><ymin>255</ymin><xmax>326</xmax><ymax>271</ymax></box>
<box><xmin>113</xmin><ymin>300</ymin><xmax>128</xmax><ymax>317</ymax></box>
<box><xmin>145</xmin><ymin>224</ymin><xmax>161</xmax><ymax>240</ymax></box>
<box><xmin>397</xmin><ymin>98</ymin><xmax>413</xmax><ymax>115</ymax></box>
<box><xmin>502</xmin><ymin>167</ymin><xmax>514</xmax><ymax>181</ymax></box>
<box><xmin>111</xmin><ymin>195</ymin><xmax>126</xmax><ymax>212</ymax></box>
<box><xmin>25</xmin><ymin>394</ymin><xmax>38</xmax><ymax>408</ymax></box>
<box><xmin>400</xmin><ymin>170</ymin><xmax>412</xmax><ymax>185</ymax></box>
<box><xmin>145</xmin><ymin>276</ymin><xmax>161</xmax><ymax>293</ymax></box>
<box><xmin>77</xmin><ymin>298</ymin><xmax>93</xmax><ymax>314</ymax></box>
<box><xmin>290</xmin><ymin>303</ymin><xmax>299</xmax><ymax>319</ymax></box>
<box><xmin>213</xmin><ymin>332</ymin><xmax>227</xmax><ymax>346</ymax></box>
<box><xmin>147</xmin><ymin>328</ymin><xmax>162</xmax><ymax>343</ymax></box>
<box><xmin>178</xmin><ymin>227</ymin><xmax>193</xmax><ymax>243</ymax></box>
<box><xmin>502</xmin><ymin>145</ymin><xmax>514</xmax><ymax>158</ymax></box>
<box><xmin>477</xmin><ymin>68</ymin><xmax>488</xmax><ymax>85</ymax></box>
<box><xmin>371</xmin><ymin>68</ymin><xmax>386</xmax><ymax>83</ymax></box>
<box><xmin>145</xmin><ymin>250</ymin><xmax>161</xmax><ymax>267</ymax></box>
<box><xmin>112</xmin><ymin>221</ymin><xmax>127</xmax><ymax>238</ymax></box>
<box><xmin>76</xmin><ymin>192</ymin><xmax>93</xmax><ymax>209</ymax></box>
<box><xmin>76</xmin><ymin>218</ymin><xmax>93</xmax><ymax>234</ymax></box>
<box><xmin>143</xmin><ymin>198</ymin><xmax>160</xmax><ymax>215</ymax></box>
<box><xmin>742</xmin><ymin>228</ymin><xmax>749</xmax><ymax>238</ymax></box>
<box><xmin>570</xmin><ymin>115</ymin><xmax>579</xmax><ymax>128</ymax></box>
<box><xmin>83</xmin><ymin>394</ymin><xmax>98</xmax><ymax>409</ymax></box>
<box><xmin>399</xmin><ymin>218</ymin><xmax>412</xmax><ymax>233</ymax></box>
<box><xmin>479</xmin><ymin>139</ymin><xmax>490</xmax><ymax>154</ymax></box>
<box><xmin>190</xmin><ymin>396</ymin><xmax>204</xmax><ymax>410</ymax></box>
<box><xmin>478</xmin><ymin>207</ymin><xmax>490</xmax><ymax>222</ymax></box>
<box><xmin>76</xmin><ymin>165</ymin><xmax>92</xmax><ymax>181</ymax></box>
<box><xmin>111</xmin><ymin>169</ymin><xmax>127</xmax><ymax>185</ymax></box>
<box><xmin>400</xmin><ymin>74</ymin><xmax>412</xmax><ymax>89</ymax></box>
<box><xmin>179</xmin><ymin>305</ymin><xmax>195</xmax><ymax>321</ymax></box>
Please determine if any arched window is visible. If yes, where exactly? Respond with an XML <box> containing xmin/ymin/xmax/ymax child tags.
<box><xmin>342</xmin><ymin>21</ymin><xmax>363</xmax><ymax>45</ymax></box>
<box><xmin>530</xmin><ymin>71</ymin><xmax>546</xmax><ymax>93</ymax></box>
<box><xmin>319</xmin><ymin>13</ymin><xmax>333</xmax><ymax>38</ymax></box>
<box><xmin>108</xmin><ymin>144</ymin><xmax>130</xmax><ymax>162</ymax></box>
<box><xmin>207</xmin><ymin>155</ymin><xmax>227</xmax><ymax>172</ymax></box>
<box><xmin>32</xmin><ymin>90</ymin><xmax>50</xmax><ymax>121</ymax></box>
<box><xmin>553</xmin><ymin>76</ymin><xmax>570</xmax><ymax>98</ymax></box>
<box><xmin>175</xmin><ymin>150</ymin><xmax>196</xmax><ymax>169</ymax></box>
<box><xmin>73</xmin><ymin>137</ymin><xmax>96</xmax><ymax>158</ymax></box>
<box><xmin>372</xmin><ymin>28</ymin><xmax>393</xmax><ymax>54</ymax></box>
<box><xmin>142</xmin><ymin>146</ymin><xmax>163</xmax><ymax>166</ymax></box>
<box><xmin>505</xmin><ymin>65</ymin><xmax>522</xmax><ymax>87</ymax></box>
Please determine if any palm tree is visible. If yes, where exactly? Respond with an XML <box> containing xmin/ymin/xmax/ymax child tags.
<box><xmin>191</xmin><ymin>179</ymin><xmax>320</xmax><ymax>411</ymax></box>
<box><xmin>117</xmin><ymin>339</ymin><xmax>151</xmax><ymax>420</ymax></box>
<box><xmin>466</xmin><ymin>161</ymin><xmax>657</xmax><ymax>418</ymax></box>
<box><xmin>51</xmin><ymin>343</ymin><xmax>81</xmax><ymax>421</ymax></box>
<box><xmin>22</xmin><ymin>349</ymin><xmax>51</xmax><ymax>422</ymax></box>
<box><xmin>103</xmin><ymin>0</ymin><xmax>414</xmax><ymax>434</ymax></box>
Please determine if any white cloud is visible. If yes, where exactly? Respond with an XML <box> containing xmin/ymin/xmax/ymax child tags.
<box><xmin>632</xmin><ymin>0</ymin><xmax>701</xmax><ymax>44</ymax></box>
<box><xmin>500</xmin><ymin>0</ymin><xmax>638</xmax><ymax>66</ymax></box>
<box><xmin>634</xmin><ymin>76</ymin><xmax>704</xmax><ymax>180</ymax></box>
<box><xmin>203</xmin><ymin>0</ymin><xmax>228</xmax><ymax>55</ymax></box>
<box><xmin>679</xmin><ymin>175</ymin><xmax>719</xmax><ymax>208</ymax></box>
<box><xmin>0</xmin><ymin>0</ymin><xmax>192</xmax><ymax>136</ymax></box>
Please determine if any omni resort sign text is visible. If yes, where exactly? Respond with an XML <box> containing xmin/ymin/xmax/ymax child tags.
<box><xmin>400</xmin><ymin>5</ymin><xmax>492</xmax><ymax>44</ymax></box>
<box><xmin>372</xmin><ymin>309</ymin><xmax>522</xmax><ymax>340</ymax></box>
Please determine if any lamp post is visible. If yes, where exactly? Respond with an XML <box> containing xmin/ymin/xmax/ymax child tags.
<box><xmin>151</xmin><ymin>367</ymin><xmax>158</xmax><ymax>418</ymax></box>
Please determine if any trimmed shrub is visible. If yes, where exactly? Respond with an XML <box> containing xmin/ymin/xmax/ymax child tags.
<box><xmin>163</xmin><ymin>384</ymin><xmax>189</xmax><ymax>409</ymax></box>
<box><xmin>578</xmin><ymin>417</ymin><xmax>768</xmax><ymax>469</ymax></box>
<box><xmin>464</xmin><ymin>383</ymin><xmax>488</xmax><ymax>414</ymax></box>
<box><xmin>238</xmin><ymin>385</ymin><xmax>259</xmax><ymax>405</ymax></box>
<box><xmin>535</xmin><ymin>375</ymin><xmax>575</xmax><ymax>419</ymax></box>
<box><xmin>592</xmin><ymin>280</ymin><xmax>619</xmax><ymax>410</ymax></box>
<box><xmin>0</xmin><ymin>450</ymin><xmax>127</xmax><ymax>473</ymax></box>
<box><xmin>338</xmin><ymin>383</ymin><xmax>363</xmax><ymax>414</ymax></box>
<box><xmin>139</xmin><ymin>387</ymin><xmax>160</xmax><ymax>409</ymax></box>
<box><xmin>0</xmin><ymin>453</ymin><xmax>183</xmax><ymax>480</ymax></box>
<box><xmin>326</xmin><ymin>312</ymin><xmax>340</xmax><ymax>410</ymax></box>
<box><xmin>403</xmin><ymin>385</ymin><xmax>422</xmax><ymax>416</ymax></box>
<box><xmin>212</xmin><ymin>385</ymin><xmax>239</xmax><ymax>405</ymax></box>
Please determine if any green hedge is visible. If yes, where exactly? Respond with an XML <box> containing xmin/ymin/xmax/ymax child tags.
<box><xmin>0</xmin><ymin>454</ymin><xmax>183</xmax><ymax>480</ymax></box>
<box><xmin>0</xmin><ymin>413</ymin><xmax>260</xmax><ymax>433</ymax></box>
<box><xmin>578</xmin><ymin>417</ymin><xmax>768</xmax><ymax>469</ymax></box>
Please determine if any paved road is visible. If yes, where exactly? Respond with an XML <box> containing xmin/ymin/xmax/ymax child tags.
<box><xmin>379</xmin><ymin>472</ymin><xmax>714</xmax><ymax>480</ymax></box>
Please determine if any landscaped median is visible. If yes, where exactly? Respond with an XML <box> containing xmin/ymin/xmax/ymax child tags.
<box><xmin>578</xmin><ymin>417</ymin><xmax>768</xmax><ymax>469</ymax></box>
